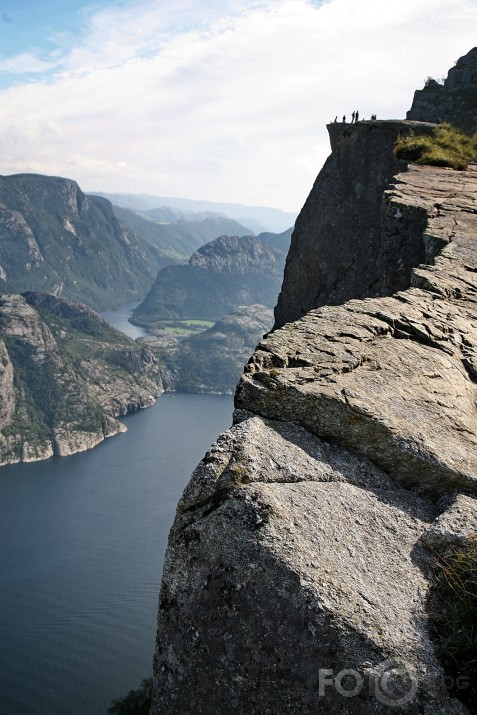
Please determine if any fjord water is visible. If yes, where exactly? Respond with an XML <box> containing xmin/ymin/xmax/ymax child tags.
<box><xmin>99</xmin><ymin>302</ymin><xmax>150</xmax><ymax>340</ymax></box>
<box><xmin>0</xmin><ymin>306</ymin><xmax>233</xmax><ymax>714</ymax></box>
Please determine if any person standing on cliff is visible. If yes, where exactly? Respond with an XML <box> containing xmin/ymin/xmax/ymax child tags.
<box><xmin>351</xmin><ymin>111</ymin><xmax>355</xmax><ymax>123</ymax></box>
<box><xmin>355</xmin><ymin>110</ymin><xmax>359</xmax><ymax>122</ymax></box>
<box><xmin>342</xmin><ymin>115</ymin><xmax>346</xmax><ymax>123</ymax></box>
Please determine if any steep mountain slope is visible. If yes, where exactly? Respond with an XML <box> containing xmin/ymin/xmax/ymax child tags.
<box><xmin>274</xmin><ymin>120</ymin><xmax>435</xmax><ymax>328</ymax></box>
<box><xmin>132</xmin><ymin>234</ymin><xmax>287</xmax><ymax>328</ymax></box>
<box><xmin>143</xmin><ymin>304</ymin><xmax>273</xmax><ymax>394</ymax></box>
<box><xmin>0</xmin><ymin>291</ymin><xmax>162</xmax><ymax>466</ymax></box>
<box><xmin>0</xmin><ymin>174</ymin><xmax>163</xmax><ymax>310</ymax></box>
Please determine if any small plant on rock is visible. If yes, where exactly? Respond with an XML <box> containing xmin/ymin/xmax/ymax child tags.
<box><xmin>107</xmin><ymin>677</ymin><xmax>152</xmax><ymax>715</ymax></box>
<box><xmin>428</xmin><ymin>535</ymin><xmax>477</xmax><ymax>713</ymax></box>
<box><xmin>395</xmin><ymin>123</ymin><xmax>477</xmax><ymax>170</ymax></box>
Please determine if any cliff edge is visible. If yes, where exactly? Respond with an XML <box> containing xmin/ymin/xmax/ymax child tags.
<box><xmin>152</xmin><ymin>54</ymin><xmax>477</xmax><ymax>715</ymax></box>
<box><xmin>274</xmin><ymin>120</ymin><xmax>435</xmax><ymax>328</ymax></box>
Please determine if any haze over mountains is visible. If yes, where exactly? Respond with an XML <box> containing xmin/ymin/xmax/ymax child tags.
<box><xmin>93</xmin><ymin>192</ymin><xmax>297</xmax><ymax>234</ymax></box>
<box><xmin>112</xmin><ymin>204</ymin><xmax>255</xmax><ymax>262</ymax></box>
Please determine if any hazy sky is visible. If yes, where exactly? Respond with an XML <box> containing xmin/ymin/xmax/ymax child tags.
<box><xmin>0</xmin><ymin>0</ymin><xmax>475</xmax><ymax>211</ymax></box>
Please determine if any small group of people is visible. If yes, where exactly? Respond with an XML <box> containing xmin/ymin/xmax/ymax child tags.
<box><xmin>333</xmin><ymin>111</ymin><xmax>359</xmax><ymax>124</ymax></box>
<box><xmin>332</xmin><ymin>111</ymin><xmax>377</xmax><ymax>123</ymax></box>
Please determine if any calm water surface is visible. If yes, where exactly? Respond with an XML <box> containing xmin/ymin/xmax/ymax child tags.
<box><xmin>99</xmin><ymin>302</ymin><xmax>149</xmax><ymax>339</ymax></box>
<box><xmin>0</xmin><ymin>304</ymin><xmax>233</xmax><ymax>715</ymax></box>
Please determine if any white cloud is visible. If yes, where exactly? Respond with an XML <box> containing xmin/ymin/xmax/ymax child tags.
<box><xmin>0</xmin><ymin>0</ymin><xmax>476</xmax><ymax>211</ymax></box>
<box><xmin>0</xmin><ymin>51</ymin><xmax>59</xmax><ymax>74</ymax></box>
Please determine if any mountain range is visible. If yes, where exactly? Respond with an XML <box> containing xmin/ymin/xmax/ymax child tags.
<box><xmin>92</xmin><ymin>192</ymin><xmax>297</xmax><ymax>234</ymax></box>
<box><xmin>0</xmin><ymin>173</ymin><xmax>165</xmax><ymax>311</ymax></box>
<box><xmin>0</xmin><ymin>173</ymin><xmax>289</xmax><ymax>315</ymax></box>
<box><xmin>112</xmin><ymin>205</ymin><xmax>254</xmax><ymax>262</ymax></box>
<box><xmin>0</xmin><ymin>170</ymin><xmax>293</xmax><ymax>459</ymax></box>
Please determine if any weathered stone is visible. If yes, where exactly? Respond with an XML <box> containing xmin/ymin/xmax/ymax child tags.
<box><xmin>153</xmin><ymin>416</ymin><xmax>466</xmax><ymax>714</ymax></box>
<box><xmin>407</xmin><ymin>47</ymin><xmax>477</xmax><ymax>135</ymax></box>
<box><xmin>423</xmin><ymin>493</ymin><xmax>477</xmax><ymax>549</ymax></box>
<box><xmin>236</xmin><ymin>166</ymin><xmax>477</xmax><ymax>497</ymax></box>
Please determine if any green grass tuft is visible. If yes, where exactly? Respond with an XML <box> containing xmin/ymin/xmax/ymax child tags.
<box><xmin>428</xmin><ymin>535</ymin><xmax>477</xmax><ymax>712</ymax></box>
<box><xmin>395</xmin><ymin>123</ymin><xmax>477</xmax><ymax>170</ymax></box>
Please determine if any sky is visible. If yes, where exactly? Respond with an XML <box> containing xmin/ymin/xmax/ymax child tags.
<box><xmin>0</xmin><ymin>0</ymin><xmax>476</xmax><ymax>212</ymax></box>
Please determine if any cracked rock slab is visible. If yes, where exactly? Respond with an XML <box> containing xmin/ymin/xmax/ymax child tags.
<box><xmin>237</xmin><ymin>166</ymin><xmax>477</xmax><ymax>497</ymax></box>
<box><xmin>153</xmin><ymin>416</ymin><xmax>464</xmax><ymax>715</ymax></box>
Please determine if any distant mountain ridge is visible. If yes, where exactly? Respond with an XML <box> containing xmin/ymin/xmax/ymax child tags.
<box><xmin>92</xmin><ymin>192</ymin><xmax>297</xmax><ymax>234</ymax></box>
<box><xmin>112</xmin><ymin>205</ymin><xmax>254</xmax><ymax>261</ymax></box>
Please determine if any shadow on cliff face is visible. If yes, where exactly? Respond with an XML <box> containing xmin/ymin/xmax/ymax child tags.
<box><xmin>274</xmin><ymin>120</ymin><xmax>437</xmax><ymax>329</ymax></box>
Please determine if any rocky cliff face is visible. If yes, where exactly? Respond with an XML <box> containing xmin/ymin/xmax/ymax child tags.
<box><xmin>274</xmin><ymin>120</ymin><xmax>437</xmax><ymax>328</ymax></box>
<box><xmin>407</xmin><ymin>47</ymin><xmax>477</xmax><ymax>135</ymax></box>
<box><xmin>152</xmin><ymin>105</ymin><xmax>477</xmax><ymax>715</ymax></box>
<box><xmin>0</xmin><ymin>173</ymin><xmax>163</xmax><ymax>310</ymax></box>
<box><xmin>0</xmin><ymin>292</ymin><xmax>163</xmax><ymax>465</ymax></box>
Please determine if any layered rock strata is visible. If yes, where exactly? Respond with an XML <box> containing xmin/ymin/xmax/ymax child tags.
<box><xmin>152</xmin><ymin>128</ymin><xmax>477</xmax><ymax>712</ymax></box>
